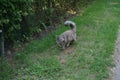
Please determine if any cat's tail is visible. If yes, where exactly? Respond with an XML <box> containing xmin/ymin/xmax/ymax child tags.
<box><xmin>64</xmin><ymin>21</ymin><xmax>76</xmax><ymax>32</ymax></box>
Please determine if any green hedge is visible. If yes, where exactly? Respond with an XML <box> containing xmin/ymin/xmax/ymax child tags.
<box><xmin>0</xmin><ymin>0</ymin><xmax>93</xmax><ymax>44</ymax></box>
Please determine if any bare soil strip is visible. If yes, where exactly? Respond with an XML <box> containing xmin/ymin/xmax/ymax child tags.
<box><xmin>112</xmin><ymin>26</ymin><xmax>120</xmax><ymax>80</ymax></box>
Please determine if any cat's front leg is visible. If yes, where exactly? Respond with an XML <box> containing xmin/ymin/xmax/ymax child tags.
<box><xmin>66</xmin><ymin>41</ymin><xmax>70</xmax><ymax>47</ymax></box>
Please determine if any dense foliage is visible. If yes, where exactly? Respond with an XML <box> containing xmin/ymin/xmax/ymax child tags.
<box><xmin>0</xmin><ymin>0</ymin><xmax>93</xmax><ymax>45</ymax></box>
<box><xmin>0</xmin><ymin>0</ymin><xmax>32</xmax><ymax>44</ymax></box>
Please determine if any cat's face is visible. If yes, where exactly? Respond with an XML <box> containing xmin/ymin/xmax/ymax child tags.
<box><xmin>56</xmin><ymin>36</ymin><xmax>65</xmax><ymax>48</ymax></box>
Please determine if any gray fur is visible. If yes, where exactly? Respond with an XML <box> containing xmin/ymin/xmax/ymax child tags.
<box><xmin>56</xmin><ymin>21</ymin><xmax>76</xmax><ymax>49</ymax></box>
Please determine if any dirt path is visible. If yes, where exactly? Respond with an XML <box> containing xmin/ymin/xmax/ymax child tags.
<box><xmin>57</xmin><ymin>47</ymin><xmax>75</xmax><ymax>65</ymax></box>
<box><xmin>112</xmin><ymin>26</ymin><xmax>120</xmax><ymax>80</ymax></box>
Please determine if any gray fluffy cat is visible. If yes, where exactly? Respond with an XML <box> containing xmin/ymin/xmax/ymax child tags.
<box><xmin>56</xmin><ymin>21</ymin><xmax>76</xmax><ymax>49</ymax></box>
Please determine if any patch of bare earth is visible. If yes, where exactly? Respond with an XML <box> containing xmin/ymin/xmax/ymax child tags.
<box><xmin>109</xmin><ymin>2</ymin><xmax>120</xmax><ymax>5</ymax></box>
<box><xmin>57</xmin><ymin>46</ymin><xmax>75</xmax><ymax>65</ymax></box>
<box><xmin>111</xmin><ymin>25</ymin><xmax>120</xmax><ymax>80</ymax></box>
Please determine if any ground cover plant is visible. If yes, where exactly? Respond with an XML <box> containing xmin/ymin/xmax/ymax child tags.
<box><xmin>1</xmin><ymin>0</ymin><xmax>120</xmax><ymax>80</ymax></box>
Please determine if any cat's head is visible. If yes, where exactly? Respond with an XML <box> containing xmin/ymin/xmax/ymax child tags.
<box><xmin>56</xmin><ymin>36</ymin><xmax>65</xmax><ymax>48</ymax></box>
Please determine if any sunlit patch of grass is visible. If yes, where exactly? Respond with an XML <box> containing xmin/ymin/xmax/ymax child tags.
<box><xmin>14</xmin><ymin>57</ymin><xmax>62</xmax><ymax>80</ymax></box>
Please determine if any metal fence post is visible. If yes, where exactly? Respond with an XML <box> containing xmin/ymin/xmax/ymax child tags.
<box><xmin>0</xmin><ymin>30</ymin><xmax>4</xmax><ymax>56</ymax></box>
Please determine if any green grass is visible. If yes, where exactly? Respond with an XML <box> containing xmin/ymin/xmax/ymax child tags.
<box><xmin>1</xmin><ymin>0</ymin><xmax>120</xmax><ymax>80</ymax></box>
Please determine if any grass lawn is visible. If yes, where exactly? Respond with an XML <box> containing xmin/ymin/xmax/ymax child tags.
<box><xmin>1</xmin><ymin>0</ymin><xmax>120</xmax><ymax>80</ymax></box>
